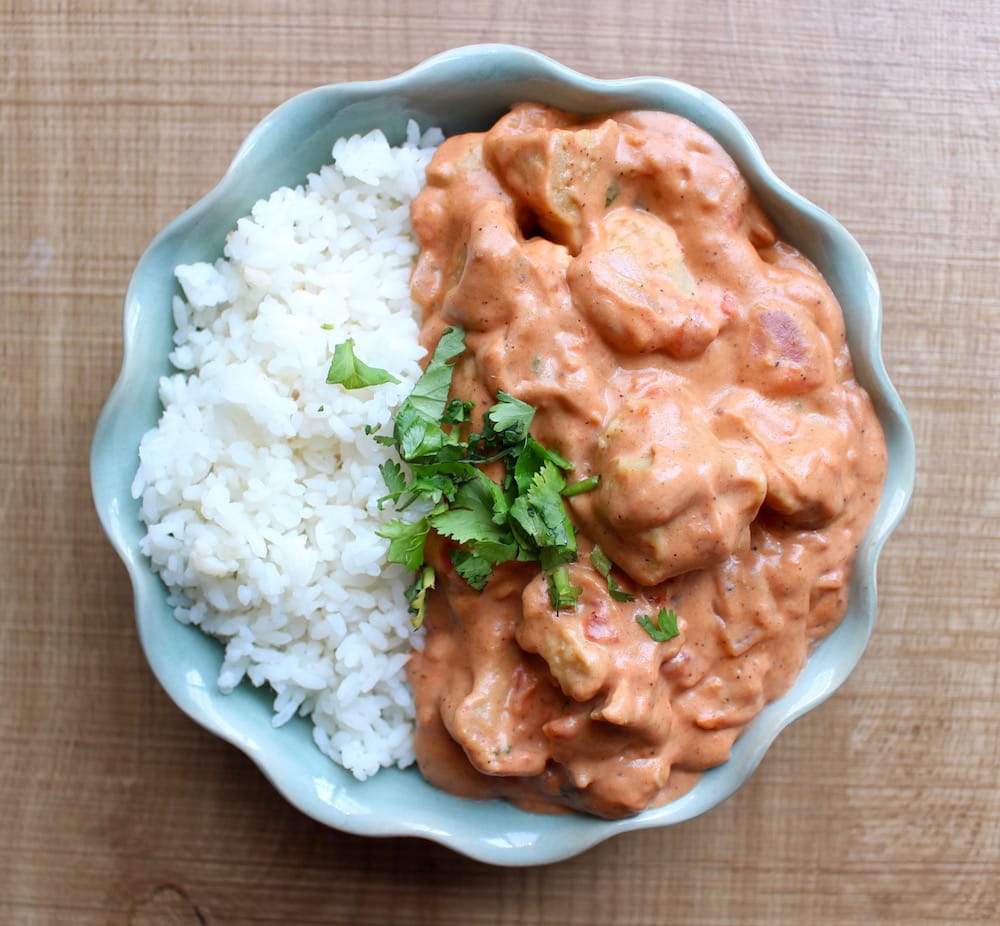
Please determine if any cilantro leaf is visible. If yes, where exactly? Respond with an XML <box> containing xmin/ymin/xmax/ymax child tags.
<box><xmin>511</xmin><ymin>437</ymin><xmax>572</xmax><ymax>496</ymax></box>
<box><xmin>448</xmin><ymin>548</ymin><xmax>493</xmax><ymax>591</ymax></box>
<box><xmin>487</xmin><ymin>391</ymin><xmax>535</xmax><ymax>445</ymax></box>
<box><xmin>408</xmin><ymin>460</ymin><xmax>478</xmax><ymax>501</ymax></box>
<box><xmin>403</xmin><ymin>471</ymin><xmax>457</xmax><ymax>506</ymax></box>
<box><xmin>536</xmin><ymin>442</ymin><xmax>573</xmax><ymax>471</ymax></box>
<box><xmin>397</xmin><ymin>327</ymin><xmax>465</xmax><ymax>427</ymax></box>
<box><xmin>472</xmin><ymin>538</ymin><xmax>522</xmax><ymax>564</ymax></box>
<box><xmin>376</xmin><ymin>518</ymin><xmax>430</xmax><ymax>571</ymax></box>
<box><xmin>430</xmin><ymin>506</ymin><xmax>501</xmax><ymax>547</ymax></box>
<box><xmin>326</xmin><ymin>339</ymin><xmax>400</xmax><ymax>389</ymax></box>
<box><xmin>429</xmin><ymin>472</ymin><xmax>518</xmax><ymax>571</ymax></box>
<box><xmin>466</xmin><ymin>468</ymin><xmax>511</xmax><ymax>526</ymax></box>
<box><xmin>512</xmin><ymin>439</ymin><xmax>550</xmax><ymax>496</ymax></box>
<box><xmin>509</xmin><ymin>460</ymin><xmax>574</xmax><ymax>553</ymax></box>
<box><xmin>379</xmin><ymin>459</ymin><xmax>407</xmax><ymax>499</ymax></box>
<box><xmin>465</xmin><ymin>397</ymin><xmax>551</xmax><ymax>467</ymax></box>
<box><xmin>358</xmin><ymin>325</ymin><xmax>597</xmax><ymax>605</ymax></box>
<box><xmin>392</xmin><ymin>404</ymin><xmax>447</xmax><ymax>461</ymax></box>
<box><xmin>547</xmin><ymin>566</ymin><xmax>582</xmax><ymax>610</ymax></box>
<box><xmin>636</xmin><ymin>608</ymin><xmax>680</xmax><ymax>642</ymax></box>
<box><xmin>390</xmin><ymin>327</ymin><xmax>467</xmax><ymax>463</ymax></box>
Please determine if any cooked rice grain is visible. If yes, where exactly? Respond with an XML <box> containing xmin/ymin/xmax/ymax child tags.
<box><xmin>132</xmin><ymin>122</ymin><xmax>443</xmax><ymax>779</ymax></box>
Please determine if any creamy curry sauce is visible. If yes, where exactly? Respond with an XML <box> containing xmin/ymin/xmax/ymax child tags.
<box><xmin>405</xmin><ymin>103</ymin><xmax>887</xmax><ymax>818</ymax></box>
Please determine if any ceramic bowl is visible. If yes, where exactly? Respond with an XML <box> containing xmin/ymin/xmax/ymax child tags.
<box><xmin>91</xmin><ymin>44</ymin><xmax>915</xmax><ymax>866</ymax></box>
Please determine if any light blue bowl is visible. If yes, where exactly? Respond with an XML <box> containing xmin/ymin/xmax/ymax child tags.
<box><xmin>91</xmin><ymin>44</ymin><xmax>915</xmax><ymax>866</ymax></box>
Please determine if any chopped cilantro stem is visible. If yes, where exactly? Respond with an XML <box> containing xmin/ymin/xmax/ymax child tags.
<box><xmin>547</xmin><ymin>566</ymin><xmax>582</xmax><ymax>610</ymax></box>
<box><xmin>562</xmin><ymin>475</ymin><xmax>600</xmax><ymax>497</ymax></box>
<box><xmin>405</xmin><ymin>565</ymin><xmax>436</xmax><ymax>628</ymax></box>
<box><xmin>589</xmin><ymin>544</ymin><xmax>635</xmax><ymax>602</ymax></box>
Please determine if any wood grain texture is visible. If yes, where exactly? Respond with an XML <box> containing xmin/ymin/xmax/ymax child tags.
<box><xmin>2</xmin><ymin>1</ymin><xmax>998</xmax><ymax>923</ymax></box>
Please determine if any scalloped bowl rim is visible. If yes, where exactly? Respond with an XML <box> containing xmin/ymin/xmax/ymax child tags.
<box><xmin>90</xmin><ymin>44</ymin><xmax>915</xmax><ymax>866</ymax></box>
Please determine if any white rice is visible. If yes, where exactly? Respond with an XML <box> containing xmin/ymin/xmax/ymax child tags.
<box><xmin>131</xmin><ymin>121</ymin><xmax>444</xmax><ymax>779</ymax></box>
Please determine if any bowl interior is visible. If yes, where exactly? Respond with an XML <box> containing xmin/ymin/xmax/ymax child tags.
<box><xmin>91</xmin><ymin>44</ymin><xmax>915</xmax><ymax>866</ymax></box>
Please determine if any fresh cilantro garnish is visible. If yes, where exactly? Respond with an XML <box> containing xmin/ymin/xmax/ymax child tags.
<box><xmin>394</xmin><ymin>328</ymin><xmax>465</xmax><ymax>436</ymax></box>
<box><xmin>486</xmin><ymin>391</ymin><xmax>535</xmax><ymax>444</ymax></box>
<box><xmin>512</xmin><ymin>437</ymin><xmax>571</xmax><ymax>495</ymax></box>
<box><xmin>636</xmin><ymin>608</ymin><xmax>680</xmax><ymax>642</ymax></box>
<box><xmin>442</xmin><ymin>398</ymin><xmax>474</xmax><ymax>425</ymax></box>
<box><xmin>547</xmin><ymin>565</ymin><xmax>582</xmax><ymax>610</ymax></box>
<box><xmin>392</xmin><ymin>326</ymin><xmax>467</xmax><ymax>459</ymax></box>
<box><xmin>562</xmin><ymin>475</ymin><xmax>600</xmax><ymax>497</ymax></box>
<box><xmin>331</xmin><ymin>325</ymin><xmax>596</xmax><ymax>620</ymax></box>
<box><xmin>375</xmin><ymin>517</ymin><xmax>431</xmax><ymax>572</ymax></box>
<box><xmin>430</xmin><ymin>472</ymin><xmax>517</xmax><ymax>563</ymax></box>
<box><xmin>377</xmin><ymin>460</ymin><xmax>407</xmax><ymax>507</ymax></box>
<box><xmin>509</xmin><ymin>460</ymin><xmax>577</xmax><ymax>567</ymax></box>
<box><xmin>326</xmin><ymin>338</ymin><xmax>400</xmax><ymax>389</ymax></box>
<box><xmin>404</xmin><ymin>565</ymin><xmax>435</xmax><ymax>629</ymax></box>
<box><xmin>607</xmin><ymin>580</ymin><xmax>633</xmax><ymax>603</ymax></box>
<box><xmin>447</xmin><ymin>548</ymin><xmax>493</xmax><ymax>591</ymax></box>
<box><xmin>589</xmin><ymin>545</ymin><xmax>635</xmax><ymax>602</ymax></box>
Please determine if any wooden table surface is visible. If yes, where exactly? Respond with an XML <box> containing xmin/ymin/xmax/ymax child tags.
<box><xmin>3</xmin><ymin>1</ymin><xmax>998</xmax><ymax>923</ymax></box>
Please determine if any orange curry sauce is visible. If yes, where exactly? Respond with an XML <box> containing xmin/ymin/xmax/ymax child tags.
<box><xmin>405</xmin><ymin>104</ymin><xmax>886</xmax><ymax>818</ymax></box>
